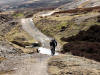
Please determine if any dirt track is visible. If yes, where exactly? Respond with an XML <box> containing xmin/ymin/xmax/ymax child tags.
<box><xmin>14</xmin><ymin>54</ymin><xmax>50</xmax><ymax>75</ymax></box>
<box><xmin>0</xmin><ymin>53</ymin><xmax>50</xmax><ymax>75</ymax></box>
<box><xmin>0</xmin><ymin>15</ymin><xmax>60</xmax><ymax>75</ymax></box>
<box><xmin>21</xmin><ymin>18</ymin><xmax>51</xmax><ymax>48</ymax></box>
<box><xmin>19</xmin><ymin>18</ymin><xmax>52</xmax><ymax>75</ymax></box>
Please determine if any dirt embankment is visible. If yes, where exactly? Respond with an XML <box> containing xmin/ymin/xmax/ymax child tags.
<box><xmin>0</xmin><ymin>14</ymin><xmax>17</xmax><ymax>38</ymax></box>
<box><xmin>48</xmin><ymin>54</ymin><xmax>100</xmax><ymax>75</ymax></box>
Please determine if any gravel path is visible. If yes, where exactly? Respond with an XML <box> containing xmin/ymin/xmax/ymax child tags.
<box><xmin>13</xmin><ymin>18</ymin><xmax>52</xmax><ymax>75</ymax></box>
<box><xmin>14</xmin><ymin>54</ymin><xmax>50</xmax><ymax>75</ymax></box>
<box><xmin>21</xmin><ymin>18</ymin><xmax>51</xmax><ymax>48</ymax></box>
<box><xmin>0</xmin><ymin>53</ymin><xmax>50</xmax><ymax>75</ymax></box>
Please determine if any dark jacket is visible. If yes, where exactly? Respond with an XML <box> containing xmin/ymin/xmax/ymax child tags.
<box><xmin>50</xmin><ymin>39</ymin><xmax>57</xmax><ymax>47</ymax></box>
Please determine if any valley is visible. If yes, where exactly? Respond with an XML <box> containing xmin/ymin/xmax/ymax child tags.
<box><xmin>0</xmin><ymin>0</ymin><xmax>100</xmax><ymax>75</ymax></box>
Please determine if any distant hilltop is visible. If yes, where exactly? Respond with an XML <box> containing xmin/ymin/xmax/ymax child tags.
<box><xmin>0</xmin><ymin>0</ymin><xmax>73</xmax><ymax>11</ymax></box>
<box><xmin>56</xmin><ymin>0</ymin><xmax>100</xmax><ymax>11</ymax></box>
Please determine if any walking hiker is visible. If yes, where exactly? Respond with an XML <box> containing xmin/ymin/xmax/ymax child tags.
<box><xmin>50</xmin><ymin>38</ymin><xmax>57</xmax><ymax>56</ymax></box>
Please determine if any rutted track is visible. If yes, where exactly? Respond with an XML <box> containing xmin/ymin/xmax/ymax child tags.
<box><xmin>21</xmin><ymin>18</ymin><xmax>60</xmax><ymax>50</ymax></box>
<box><xmin>20</xmin><ymin>17</ymin><xmax>56</xmax><ymax>75</ymax></box>
<box><xmin>21</xmin><ymin>18</ymin><xmax>51</xmax><ymax>48</ymax></box>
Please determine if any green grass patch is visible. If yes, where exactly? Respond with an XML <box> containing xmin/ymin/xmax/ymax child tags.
<box><xmin>13</xmin><ymin>13</ymin><xmax>24</xmax><ymax>18</ymax></box>
<box><xmin>5</xmin><ymin>25</ymin><xmax>36</xmax><ymax>44</ymax></box>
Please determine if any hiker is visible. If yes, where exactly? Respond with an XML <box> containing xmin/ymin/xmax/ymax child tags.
<box><xmin>50</xmin><ymin>38</ymin><xmax>57</xmax><ymax>56</ymax></box>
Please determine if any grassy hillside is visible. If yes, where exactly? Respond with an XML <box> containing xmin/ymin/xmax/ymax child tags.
<box><xmin>34</xmin><ymin>11</ymin><xmax>100</xmax><ymax>45</ymax></box>
<box><xmin>0</xmin><ymin>11</ymin><xmax>37</xmax><ymax>53</ymax></box>
<box><xmin>34</xmin><ymin>10</ymin><xmax>100</xmax><ymax>63</ymax></box>
<box><xmin>4</xmin><ymin>21</ymin><xmax>37</xmax><ymax>53</ymax></box>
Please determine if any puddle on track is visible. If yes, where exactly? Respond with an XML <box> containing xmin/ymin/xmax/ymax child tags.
<box><xmin>38</xmin><ymin>47</ymin><xmax>59</xmax><ymax>56</ymax></box>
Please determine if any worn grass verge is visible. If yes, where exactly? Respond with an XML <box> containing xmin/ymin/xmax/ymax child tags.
<box><xmin>5</xmin><ymin>24</ymin><xmax>37</xmax><ymax>53</ymax></box>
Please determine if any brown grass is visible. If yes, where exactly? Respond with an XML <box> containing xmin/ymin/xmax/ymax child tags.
<box><xmin>0</xmin><ymin>57</ymin><xmax>6</xmax><ymax>61</ymax></box>
<box><xmin>5</xmin><ymin>24</ymin><xmax>37</xmax><ymax>53</ymax></box>
<box><xmin>53</xmin><ymin>6</ymin><xmax>100</xmax><ymax>14</ymax></box>
<box><xmin>5</xmin><ymin>25</ymin><xmax>36</xmax><ymax>43</ymax></box>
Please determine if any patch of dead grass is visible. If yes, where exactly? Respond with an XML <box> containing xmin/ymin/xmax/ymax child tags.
<box><xmin>5</xmin><ymin>25</ymin><xmax>36</xmax><ymax>43</ymax></box>
<box><xmin>5</xmin><ymin>24</ymin><xmax>37</xmax><ymax>53</ymax></box>
<box><xmin>0</xmin><ymin>57</ymin><xmax>6</xmax><ymax>61</ymax></box>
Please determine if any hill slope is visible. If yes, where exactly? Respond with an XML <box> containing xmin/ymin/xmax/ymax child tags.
<box><xmin>0</xmin><ymin>0</ymin><xmax>73</xmax><ymax>11</ymax></box>
<box><xmin>56</xmin><ymin>0</ymin><xmax>100</xmax><ymax>11</ymax></box>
